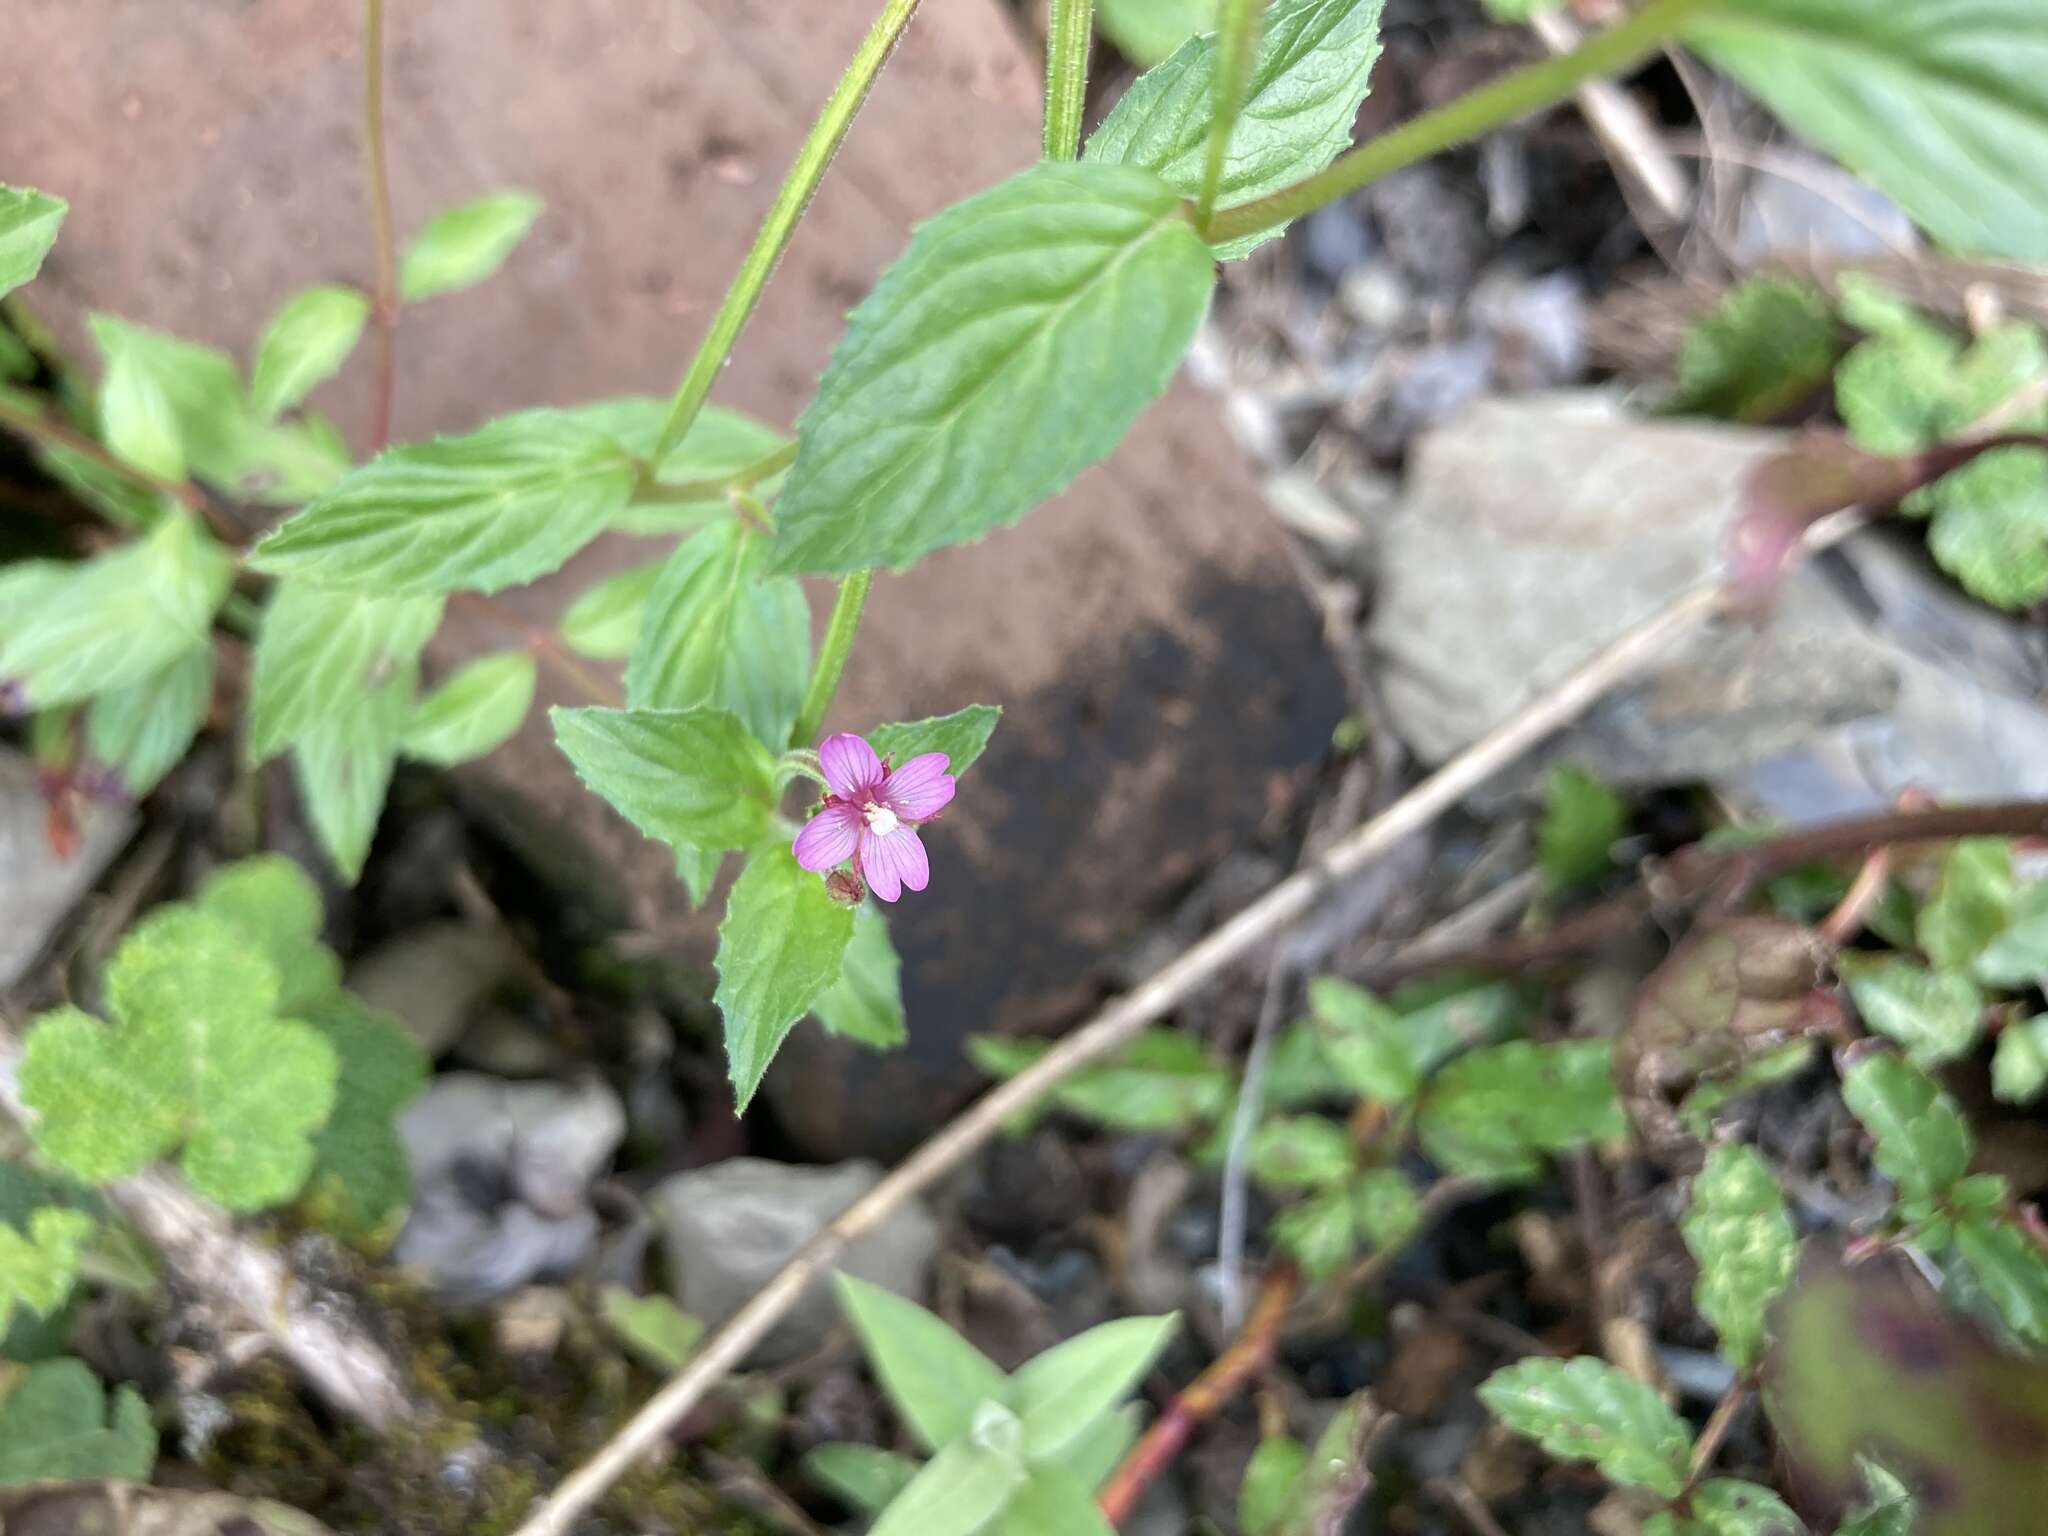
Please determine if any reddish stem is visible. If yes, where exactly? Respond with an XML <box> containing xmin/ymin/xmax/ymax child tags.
<box><xmin>1818</xmin><ymin>846</ymin><xmax>1891</xmax><ymax>947</ymax></box>
<box><xmin>363</xmin><ymin>0</ymin><xmax>398</xmax><ymax>452</ymax></box>
<box><xmin>1097</xmin><ymin>1265</ymin><xmax>1298</xmax><ymax>1526</ymax></box>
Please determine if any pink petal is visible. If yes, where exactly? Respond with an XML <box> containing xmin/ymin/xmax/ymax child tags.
<box><xmin>793</xmin><ymin>803</ymin><xmax>861</xmax><ymax>872</ymax></box>
<box><xmin>818</xmin><ymin>733</ymin><xmax>884</xmax><ymax>798</ymax></box>
<box><xmin>860</xmin><ymin>826</ymin><xmax>928</xmax><ymax>903</ymax></box>
<box><xmin>879</xmin><ymin>753</ymin><xmax>956</xmax><ymax>821</ymax></box>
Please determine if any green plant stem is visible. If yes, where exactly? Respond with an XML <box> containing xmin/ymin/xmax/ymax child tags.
<box><xmin>638</xmin><ymin>0</ymin><xmax>925</xmax><ymax>495</ymax></box>
<box><xmin>789</xmin><ymin>570</ymin><xmax>871</xmax><ymax>748</ymax></box>
<box><xmin>630</xmin><ymin>439</ymin><xmax>798</xmax><ymax>505</ymax></box>
<box><xmin>1042</xmin><ymin>0</ymin><xmax>1096</xmax><ymax>160</ymax></box>
<box><xmin>1203</xmin><ymin>0</ymin><xmax>1712</xmax><ymax>245</ymax></box>
<box><xmin>1196</xmin><ymin>0</ymin><xmax>1263</xmax><ymax>224</ymax></box>
<box><xmin>363</xmin><ymin>0</ymin><xmax>398</xmax><ymax>452</ymax></box>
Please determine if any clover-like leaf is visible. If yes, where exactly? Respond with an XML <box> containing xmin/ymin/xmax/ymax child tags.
<box><xmin>1479</xmin><ymin>1356</ymin><xmax>1692</xmax><ymax>1498</ymax></box>
<box><xmin>250</xmin><ymin>284</ymin><xmax>370</xmax><ymax>419</ymax></box>
<box><xmin>0</xmin><ymin>1358</ymin><xmax>156</xmax><ymax>1485</ymax></box>
<box><xmin>627</xmin><ymin>522</ymin><xmax>809</xmax><ymax>749</ymax></box>
<box><xmin>251</xmin><ymin>409</ymin><xmax>635</xmax><ymax>594</ymax></box>
<box><xmin>195</xmin><ymin>853</ymin><xmax>341</xmax><ymax>1013</ymax></box>
<box><xmin>1011</xmin><ymin>1314</ymin><xmax>1176</xmax><ymax>1462</ymax></box>
<box><xmin>85</xmin><ymin>644</ymin><xmax>214</xmax><ymax>797</ymax></box>
<box><xmin>0</xmin><ymin>511</ymin><xmax>231</xmax><ymax>711</ymax></box>
<box><xmin>717</xmin><ymin>845</ymin><xmax>857</xmax><ymax>1111</ymax></box>
<box><xmin>1841</xmin><ymin>1052</ymin><xmax>1972</xmax><ymax>1202</ymax></box>
<box><xmin>835</xmin><ymin>1272</ymin><xmax>1009</xmax><ymax>1454</ymax></box>
<box><xmin>0</xmin><ymin>1208</ymin><xmax>94</xmax><ymax>1336</ymax></box>
<box><xmin>1667</xmin><ymin>277</ymin><xmax>1838</xmax><ymax>424</ymax></box>
<box><xmin>401</xmin><ymin>651</ymin><xmax>537</xmax><ymax>766</ymax></box>
<box><xmin>23</xmin><ymin>907</ymin><xmax>339</xmax><ymax>1208</ymax></box>
<box><xmin>552</xmin><ymin>704</ymin><xmax>777</xmax><ymax>855</ymax></box>
<box><xmin>247</xmin><ymin>581</ymin><xmax>445</xmax><ymax>763</ymax></box>
<box><xmin>300</xmin><ymin>994</ymin><xmax>428</xmax><ymax>1248</ymax></box>
<box><xmin>868</xmin><ymin>706</ymin><xmax>1002</xmax><ymax>778</ymax></box>
<box><xmin>0</xmin><ymin>185</ymin><xmax>65</xmax><ymax>298</ymax></box>
<box><xmin>813</xmin><ymin>903</ymin><xmax>907</xmax><ymax>1050</ymax></box>
<box><xmin>401</xmin><ymin>190</ymin><xmax>542</xmax><ymax>301</ymax></box>
<box><xmin>1087</xmin><ymin>0</ymin><xmax>1386</xmax><ymax>258</ymax></box>
<box><xmin>1681</xmin><ymin>1144</ymin><xmax>1797</xmax><ymax>1370</ymax></box>
<box><xmin>769</xmin><ymin>162</ymin><xmax>1214</xmax><ymax>574</ymax></box>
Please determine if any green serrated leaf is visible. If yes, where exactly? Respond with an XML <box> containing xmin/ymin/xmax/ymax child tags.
<box><xmin>559</xmin><ymin>397</ymin><xmax>791</xmax><ymax>535</ymax></box>
<box><xmin>551</xmin><ymin>704</ymin><xmax>775</xmax><ymax>858</ymax></box>
<box><xmin>993</xmin><ymin>1463</ymin><xmax>1113</xmax><ymax>1536</ymax></box>
<box><xmin>1248</xmin><ymin>1116</ymin><xmax>1357</xmax><ymax>1189</ymax></box>
<box><xmin>870</xmin><ymin>1436</ymin><xmax>1026</xmax><ymax>1536</ymax></box>
<box><xmin>813</xmin><ymin>903</ymin><xmax>907</xmax><ymax>1050</ymax></box>
<box><xmin>401</xmin><ymin>651</ymin><xmax>536</xmax><ymax>766</ymax></box>
<box><xmin>716</xmin><ymin>845</ymin><xmax>857</xmax><ymax>1110</ymax></box>
<box><xmin>85</xmin><ymin>644</ymin><xmax>213</xmax><ymax>797</ymax></box>
<box><xmin>1842</xmin><ymin>956</ymin><xmax>1985</xmax><ymax>1068</ymax></box>
<box><xmin>1683</xmin><ymin>0</ymin><xmax>2048</xmax><ymax>262</ymax></box>
<box><xmin>401</xmin><ymin>191</ymin><xmax>542</xmax><ymax>301</ymax></box>
<box><xmin>1667</xmin><ymin>277</ymin><xmax>1837</xmax><ymax>424</ymax></box>
<box><xmin>1953</xmin><ymin>1213</ymin><xmax>2048</xmax><ymax>1346</ymax></box>
<box><xmin>195</xmin><ymin>854</ymin><xmax>341</xmax><ymax>1014</ymax></box>
<box><xmin>1926</xmin><ymin>445</ymin><xmax>2048</xmax><ymax>609</ymax></box>
<box><xmin>1239</xmin><ymin>1434</ymin><xmax>1307</xmax><ymax>1536</ymax></box>
<box><xmin>835</xmin><ymin>1272</ymin><xmax>1009</xmax><ymax>1454</ymax></box>
<box><xmin>251</xmin><ymin>410</ymin><xmax>635</xmax><ymax>594</ymax></box>
<box><xmin>1649</xmin><ymin>1479</ymin><xmax>1806</xmax><ymax>1536</ymax></box>
<box><xmin>1269</xmin><ymin>1184</ymin><xmax>1356</xmax><ymax>1279</ymax></box>
<box><xmin>1350</xmin><ymin>1167</ymin><xmax>1421</xmax><ymax>1251</ymax></box>
<box><xmin>1088</xmin><ymin>0</ymin><xmax>1386</xmax><ymax>258</ymax></box>
<box><xmin>626</xmin><ymin>522</ymin><xmax>809</xmax><ymax>748</ymax></box>
<box><xmin>1974</xmin><ymin>880</ymin><xmax>2048</xmax><ymax>988</ymax></box>
<box><xmin>0</xmin><ymin>1209</ymin><xmax>94</xmax><ymax>1336</ymax></box>
<box><xmin>99</xmin><ymin>325</ymin><xmax>186</xmax><ymax>480</ymax></box>
<box><xmin>559</xmin><ymin>560</ymin><xmax>664</xmax><ymax>659</ymax></box>
<box><xmin>806</xmin><ymin>1442</ymin><xmax>921</xmax><ymax>1516</ymax></box>
<box><xmin>0</xmin><ymin>1358</ymin><xmax>156</xmax><ymax>1485</ymax></box>
<box><xmin>674</xmin><ymin>844</ymin><xmax>726</xmax><ymax>908</ymax></box>
<box><xmin>598</xmin><ymin>1286</ymin><xmax>704</xmax><ymax>1372</ymax></box>
<box><xmin>299</xmin><ymin>994</ymin><xmax>428</xmax><ymax>1248</ymax></box>
<box><xmin>1839</xmin><ymin>1460</ymin><xmax>1916</xmax><ymax>1536</ymax></box>
<box><xmin>1681</xmin><ymin>1144</ymin><xmax>1797</xmax><ymax>1370</ymax></box>
<box><xmin>87</xmin><ymin>315</ymin><xmax>347</xmax><ymax>503</ymax></box>
<box><xmin>1841</xmin><ymin>1052</ymin><xmax>1972</xmax><ymax>1202</ymax></box>
<box><xmin>1993</xmin><ymin>1015</ymin><xmax>2048</xmax><ymax>1104</ymax></box>
<box><xmin>1537</xmin><ymin>763</ymin><xmax>1626</xmax><ymax>891</ymax></box>
<box><xmin>1098</xmin><ymin>0</ymin><xmax>1217</xmax><ymax>65</ymax></box>
<box><xmin>246</xmin><ymin>582</ymin><xmax>443</xmax><ymax>763</ymax></box>
<box><xmin>770</xmin><ymin>162</ymin><xmax>1213</xmax><ymax>575</ymax></box>
<box><xmin>1308</xmin><ymin>976</ymin><xmax>1421</xmax><ymax>1104</ymax></box>
<box><xmin>22</xmin><ymin>909</ymin><xmax>339</xmax><ymax>1207</ymax></box>
<box><xmin>250</xmin><ymin>284</ymin><xmax>370</xmax><ymax>419</ymax></box>
<box><xmin>1479</xmin><ymin>1356</ymin><xmax>1691</xmax><ymax>1498</ymax></box>
<box><xmin>868</xmin><ymin>706</ymin><xmax>1002</xmax><ymax>778</ymax></box>
<box><xmin>0</xmin><ymin>511</ymin><xmax>231</xmax><ymax>711</ymax></box>
<box><xmin>1917</xmin><ymin>838</ymin><xmax>2015</xmax><ymax>971</ymax></box>
<box><xmin>1418</xmin><ymin>1040</ymin><xmax>1625</xmax><ymax>1180</ymax></box>
<box><xmin>1011</xmin><ymin>1314</ymin><xmax>1175</xmax><ymax>1463</ymax></box>
<box><xmin>292</xmin><ymin>660</ymin><xmax>415</xmax><ymax>882</ymax></box>
<box><xmin>0</xmin><ymin>185</ymin><xmax>66</xmax><ymax>298</ymax></box>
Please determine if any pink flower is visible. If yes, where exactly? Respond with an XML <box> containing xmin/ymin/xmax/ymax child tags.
<box><xmin>793</xmin><ymin>732</ymin><xmax>956</xmax><ymax>903</ymax></box>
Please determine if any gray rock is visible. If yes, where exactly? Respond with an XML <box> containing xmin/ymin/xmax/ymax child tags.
<box><xmin>651</xmin><ymin>1158</ymin><xmax>940</xmax><ymax>1367</ymax></box>
<box><xmin>392</xmin><ymin>1072</ymin><xmax>625</xmax><ymax>1300</ymax></box>
<box><xmin>1469</xmin><ymin>268</ymin><xmax>1587</xmax><ymax>389</ymax></box>
<box><xmin>345</xmin><ymin>920</ymin><xmax>523</xmax><ymax>1057</ymax></box>
<box><xmin>0</xmin><ymin>750</ymin><xmax>134</xmax><ymax>988</ymax></box>
<box><xmin>1369</xmin><ymin>394</ymin><xmax>1900</xmax><ymax>794</ymax></box>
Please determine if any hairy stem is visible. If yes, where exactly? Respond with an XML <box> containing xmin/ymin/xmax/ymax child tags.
<box><xmin>639</xmin><ymin>0</ymin><xmax>925</xmax><ymax>493</ymax></box>
<box><xmin>1042</xmin><ymin>0</ymin><xmax>1096</xmax><ymax>160</ymax></box>
<box><xmin>790</xmin><ymin>569</ymin><xmax>872</xmax><ymax>748</ymax></box>
<box><xmin>1204</xmin><ymin>0</ymin><xmax>1712</xmax><ymax>245</ymax></box>
<box><xmin>1097</xmin><ymin>1264</ymin><xmax>1298</xmax><ymax>1524</ymax></box>
<box><xmin>363</xmin><ymin>0</ymin><xmax>398</xmax><ymax>452</ymax></box>
<box><xmin>1196</xmin><ymin>0</ymin><xmax>1264</xmax><ymax>227</ymax></box>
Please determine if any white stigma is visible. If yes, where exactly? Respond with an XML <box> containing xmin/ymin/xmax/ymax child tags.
<box><xmin>864</xmin><ymin>803</ymin><xmax>901</xmax><ymax>837</ymax></box>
